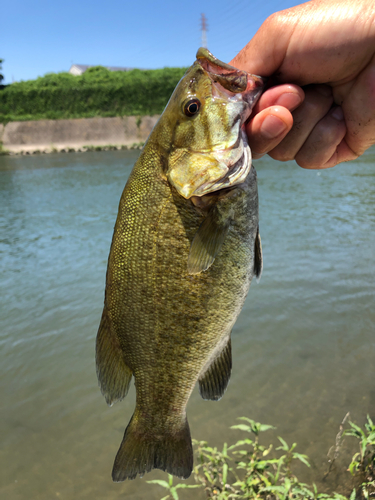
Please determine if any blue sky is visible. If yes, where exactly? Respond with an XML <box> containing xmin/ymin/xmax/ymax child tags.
<box><xmin>2</xmin><ymin>0</ymin><xmax>301</xmax><ymax>84</ymax></box>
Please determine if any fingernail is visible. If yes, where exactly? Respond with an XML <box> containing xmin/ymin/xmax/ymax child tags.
<box><xmin>260</xmin><ymin>115</ymin><xmax>287</xmax><ymax>139</ymax></box>
<box><xmin>331</xmin><ymin>106</ymin><xmax>344</xmax><ymax>121</ymax></box>
<box><xmin>276</xmin><ymin>92</ymin><xmax>302</xmax><ymax>110</ymax></box>
<box><xmin>315</xmin><ymin>85</ymin><xmax>332</xmax><ymax>97</ymax></box>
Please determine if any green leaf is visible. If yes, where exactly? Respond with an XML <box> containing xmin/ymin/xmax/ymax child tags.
<box><xmin>223</xmin><ymin>462</ymin><xmax>228</xmax><ymax>485</ymax></box>
<box><xmin>146</xmin><ymin>480</ymin><xmax>169</xmax><ymax>488</ymax></box>
<box><xmin>237</xmin><ymin>417</ymin><xmax>256</xmax><ymax>425</ymax></box>
<box><xmin>262</xmin><ymin>444</ymin><xmax>273</xmax><ymax>456</ymax></box>
<box><xmin>293</xmin><ymin>452</ymin><xmax>311</xmax><ymax>468</ymax></box>
<box><xmin>297</xmin><ymin>485</ymin><xmax>314</xmax><ymax>496</ymax></box>
<box><xmin>350</xmin><ymin>488</ymin><xmax>357</xmax><ymax>500</ymax></box>
<box><xmin>349</xmin><ymin>421</ymin><xmax>366</xmax><ymax>438</ymax></box>
<box><xmin>254</xmin><ymin>460</ymin><xmax>270</xmax><ymax>470</ymax></box>
<box><xmin>231</xmin><ymin>424</ymin><xmax>252</xmax><ymax>432</ymax></box>
<box><xmin>236</xmin><ymin>461</ymin><xmax>247</xmax><ymax>468</ymax></box>
<box><xmin>284</xmin><ymin>477</ymin><xmax>291</xmax><ymax>491</ymax></box>
<box><xmin>349</xmin><ymin>460</ymin><xmax>358</xmax><ymax>476</ymax></box>
<box><xmin>228</xmin><ymin>438</ymin><xmax>253</xmax><ymax>449</ymax></box>
<box><xmin>175</xmin><ymin>484</ymin><xmax>201</xmax><ymax>489</ymax></box>
<box><xmin>204</xmin><ymin>471</ymin><xmax>214</xmax><ymax>484</ymax></box>
<box><xmin>232</xmin><ymin>450</ymin><xmax>247</xmax><ymax>456</ymax></box>
<box><xmin>277</xmin><ymin>437</ymin><xmax>289</xmax><ymax>451</ymax></box>
<box><xmin>259</xmin><ymin>424</ymin><xmax>276</xmax><ymax>432</ymax></box>
<box><xmin>361</xmin><ymin>439</ymin><xmax>367</xmax><ymax>458</ymax></box>
<box><xmin>260</xmin><ymin>485</ymin><xmax>286</xmax><ymax>493</ymax></box>
<box><xmin>170</xmin><ymin>486</ymin><xmax>179</xmax><ymax>500</ymax></box>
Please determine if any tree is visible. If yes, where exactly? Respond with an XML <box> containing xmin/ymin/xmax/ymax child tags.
<box><xmin>0</xmin><ymin>59</ymin><xmax>4</xmax><ymax>83</ymax></box>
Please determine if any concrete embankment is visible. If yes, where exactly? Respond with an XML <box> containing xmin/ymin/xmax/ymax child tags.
<box><xmin>0</xmin><ymin>115</ymin><xmax>160</xmax><ymax>154</ymax></box>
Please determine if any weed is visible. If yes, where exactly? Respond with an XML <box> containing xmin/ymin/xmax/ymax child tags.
<box><xmin>147</xmin><ymin>416</ymin><xmax>375</xmax><ymax>499</ymax></box>
<box><xmin>147</xmin><ymin>473</ymin><xmax>200</xmax><ymax>500</ymax></box>
<box><xmin>345</xmin><ymin>415</ymin><xmax>375</xmax><ymax>498</ymax></box>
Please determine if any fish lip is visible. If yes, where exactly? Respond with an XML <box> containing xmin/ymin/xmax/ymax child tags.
<box><xmin>196</xmin><ymin>48</ymin><xmax>266</xmax><ymax>134</ymax></box>
<box><xmin>196</xmin><ymin>47</ymin><xmax>267</xmax><ymax>96</ymax></box>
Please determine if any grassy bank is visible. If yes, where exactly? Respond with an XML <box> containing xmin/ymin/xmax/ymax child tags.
<box><xmin>149</xmin><ymin>415</ymin><xmax>375</xmax><ymax>500</ymax></box>
<box><xmin>0</xmin><ymin>65</ymin><xmax>187</xmax><ymax>123</ymax></box>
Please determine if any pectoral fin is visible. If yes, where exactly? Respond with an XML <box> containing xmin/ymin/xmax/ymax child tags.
<box><xmin>96</xmin><ymin>308</ymin><xmax>133</xmax><ymax>406</ymax></box>
<box><xmin>187</xmin><ymin>209</ymin><xmax>230</xmax><ymax>275</ymax></box>
<box><xmin>254</xmin><ymin>226</ymin><xmax>263</xmax><ymax>281</ymax></box>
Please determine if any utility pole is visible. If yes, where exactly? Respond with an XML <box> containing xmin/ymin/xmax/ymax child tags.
<box><xmin>200</xmin><ymin>13</ymin><xmax>208</xmax><ymax>48</ymax></box>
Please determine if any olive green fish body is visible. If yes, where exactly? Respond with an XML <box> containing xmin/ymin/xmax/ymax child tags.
<box><xmin>96</xmin><ymin>48</ymin><xmax>265</xmax><ymax>481</ymax></box>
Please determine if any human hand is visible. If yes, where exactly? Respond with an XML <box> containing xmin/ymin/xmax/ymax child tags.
<box><xmin>230</xmin><ymin>0</ymin><xmax>375</xmax><ymax>169</ymax></box>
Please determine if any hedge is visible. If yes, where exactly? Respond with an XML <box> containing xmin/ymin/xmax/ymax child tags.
<box><xmin>0</xmin><ymin>66</ymin><xmax>188</xmax><ymax>122</ymax></box>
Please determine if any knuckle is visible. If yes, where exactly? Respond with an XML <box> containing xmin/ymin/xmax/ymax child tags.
<box><xmin>295</xmin><ymin>156</ymin><xmax>323</xmax><ymax>169</ymax></box>
<box><xmin>268</xmin><ymin>148</ymin><xmax>295</xmax><ymax>162</ymax></box>
<box><xmin>264</xmin><ymin>12</ymin><xmax>281</xmax><ymax>28</ymax></box>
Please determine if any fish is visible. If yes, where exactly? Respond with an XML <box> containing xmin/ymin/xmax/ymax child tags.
<box><xmin>95</xmin><ymin>47</ymin><xmax>265</xmax><ymax>482</ymax></box>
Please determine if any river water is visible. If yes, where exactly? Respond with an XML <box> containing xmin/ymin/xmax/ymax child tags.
<box><xmin>1</xmin><ymin>149</ymin><xmax>374</xmax><ymax>499</ymax></box>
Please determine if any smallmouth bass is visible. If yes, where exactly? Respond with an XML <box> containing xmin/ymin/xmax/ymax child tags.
<box><xmin>96</xmin><ymin>48</ymin><xmax>265</xmax><ymax>481</ymax></box>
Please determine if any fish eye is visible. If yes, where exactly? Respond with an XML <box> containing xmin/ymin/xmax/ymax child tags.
<box><xmin>183</xmin><ymin>99</ymin><xmax>201</xmax><ymax>117</ymax></box>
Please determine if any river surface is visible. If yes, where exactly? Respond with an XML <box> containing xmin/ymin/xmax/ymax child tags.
<box><xmin>1</xmin><ymin>149</ymin><xmax>374</xmax><ymax>499</ymax></box>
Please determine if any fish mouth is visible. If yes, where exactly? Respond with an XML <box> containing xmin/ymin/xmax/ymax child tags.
<box><xmin>196</xmin><ymin>47</ymin><xmax>265</xmax><ymax>111</ymax></box>
<box><xmin>190</xmin><ymin>128</ymin><xmax>251</xmax><ymax>197</ymax></box>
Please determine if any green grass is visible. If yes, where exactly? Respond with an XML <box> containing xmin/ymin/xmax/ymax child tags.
<box><xmin>148</xmin><ymin>415</ymin><xmax>375</xmax><ymax>500</ymax></box>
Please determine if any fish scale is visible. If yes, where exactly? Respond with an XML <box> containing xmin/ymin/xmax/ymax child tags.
<box><xmin>96</xmin><ymin>48</ymin><xmax>265</xmax><ymax>481</ymax></box>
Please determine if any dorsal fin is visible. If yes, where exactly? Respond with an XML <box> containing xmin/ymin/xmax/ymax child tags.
<box><xmin>254</xmin><ymin>226</ymin><xmax>263</xmax><ymax>282</ymax></box>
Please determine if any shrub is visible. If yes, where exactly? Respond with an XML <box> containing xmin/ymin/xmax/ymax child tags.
<box><xmin>0</xmin><ymin>66</ymin><xmax>187</xmax><ymax>122</ymax></box>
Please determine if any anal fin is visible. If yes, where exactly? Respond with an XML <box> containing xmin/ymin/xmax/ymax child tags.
<box><xmin>254</xmin><ymin>226</ymin><xmax>263</xmax><ymax>281</ymax></box>
<box><xmin>199</xmin><ymin>337</ymin><xmax>232</xmax><ymax>401</ymax></box>
<box><xmin>96</xmin><ymin>307</ymin><xmax>132</xmax><ymax>406</ymax></box>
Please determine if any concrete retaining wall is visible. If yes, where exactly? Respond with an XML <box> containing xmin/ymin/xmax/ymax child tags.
<box><xmin>0</xmin><ymin>115</ymin><xmax>160</xmax><ymax>153</ymax></box>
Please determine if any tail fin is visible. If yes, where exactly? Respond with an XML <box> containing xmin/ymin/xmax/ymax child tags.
<box><xmin>112</xmin><ymin>412</ymin><xmax>193</xmax><ymax>481</ymax></box>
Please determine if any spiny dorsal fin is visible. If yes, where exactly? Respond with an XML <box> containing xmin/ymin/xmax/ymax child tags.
<box><xmin>199</xmin><ymin>337</ymin><xmax>232</xmax><ymax>401</ymax></box>
<box><xmin>254</xmin><ymin>226</ymin><xmax>263</xmax><ymax>282</ymax></box>
<box><xmin>187</xmin><ymin>209</ymin><xmax>230</xmax><ymax>275</ymax></box>
<box><xmin>96</xmin><ymin>308</ymin><xmax>133</xmax><ymax>406</ymax></box>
